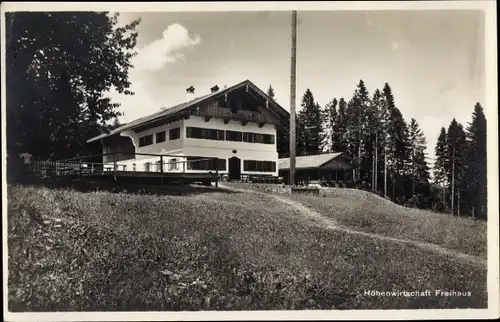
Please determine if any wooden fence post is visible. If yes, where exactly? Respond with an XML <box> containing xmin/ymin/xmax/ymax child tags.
<box><xmin>215</xmin><ymin>158</ymin><xmax>219</xmax><ymax>188</ymax></box>
<box><xmin>79</xmin><ymin>160</ymin><xmax>82</xmax><ymax>176</ymax></box>
<box><xmin>160</xmin><ymin>156</ymin><xmax>164</xmax><ymax>173</ymax></box>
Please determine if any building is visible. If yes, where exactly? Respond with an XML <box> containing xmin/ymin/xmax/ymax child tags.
<box><xmin>87</xmin><ymin>80</ymin><xmax>289</xmax><ymax>181</ymax></box>
<box><xmin>278</xmin><ymin>152</ymin><xmax>353</xmax><ymax>185</ymax></box>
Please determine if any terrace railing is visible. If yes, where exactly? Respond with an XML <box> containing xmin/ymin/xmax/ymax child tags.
<box><xmin>29</xmin><ymin>152</ymin><xmax>221</xmax><ymax>186</ymax></box>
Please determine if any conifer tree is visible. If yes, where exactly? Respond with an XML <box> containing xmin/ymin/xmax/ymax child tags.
<box><xmin>389</xmin><ymin>107</ymin><xmax>410</xmax><ymax>201</ymax></box>
<box><xmin>364</xmin><ymin>90</ymin><xmax>382</xmax><ymax>190</ymax></box>
<box><xmin>322</xmin><ymin>98</ymin><xmax>339</xmax><ymax>152</ymax></box>
<box><xmin>382</xmin><ymin>83</ymin><xmax>411</xmax><ymax>202</ymax></box>
<box><xmin>296</xmin><ymin>111</ymin><xmax>307</xmax><ymax>156</ymax></box>
<box><xmin>312</xmin><ymin>102</ymin><xmax>324</xmax><ymax>154</ymax></box>
<box><xmin>345</xmin><ymin>96</ymin><xmax>360</xmax><ymax>160</ymax></box>
<box><xmin>433</xmin><ymin>127</ymin><xmax>449</xmax><ymax>211</ymax></box>
<box><xmin>345</xmin><ymin>80</ymin><xmax>371</xmax><ymax>183</ymax></box>
<box><xmin>464</xmin><ymin>103</ymin><xmax>487</xmax><ymax>218</ymax></box>
<box><xmin>383</xmin><ymin>82</ymin><xmax>396</xmax><ymax>110</ymax></box>
<box><xmin>371</xmin><ymin>89</ymin><xmax>388</xmax><ymax>192</ymax></box>
<box><xmin>408</xmin><ymin>118</ymin><xmax>431</xmax><ymax>206</ymax></box>
<box><xmin>336</xmin><ymin>98</ymin><xmax>349</xmax><ymax>153</ymax></box>
<box><xmin>446</xmin><ymin>119</ymin><xmax>467</xmax><ymax>215</ymax></box>
<box><xmin>266</xmin><ymin>85</ymin><xmax>276</xmax><ymax>100</ymax></box>
<box><xmin>298</xmin><ymin>89</ymin><xmax>322</xmax><ymax>155</ymax></box>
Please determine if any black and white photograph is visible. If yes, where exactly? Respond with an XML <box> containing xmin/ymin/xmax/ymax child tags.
<box><xmin>2</xmin><ymin>1</ymin><xmax>498</xmax><ymax>321</ymax></box>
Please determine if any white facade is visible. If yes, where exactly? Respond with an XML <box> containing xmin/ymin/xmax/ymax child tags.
<box><xmin>103</xmin><ymin>115</ymin><xmax>279</xmax><ymax>177</ymax></box>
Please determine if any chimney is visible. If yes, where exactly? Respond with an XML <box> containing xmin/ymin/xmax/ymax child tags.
<box><xmin>186</xmin><ymin>86</ymin><xmax>195</xmax><ymax>102</ymax></box>
<box><xmin>211</xmin><ymin>85</ymin><xmax>220</xmax><ymax>93</ymax></box>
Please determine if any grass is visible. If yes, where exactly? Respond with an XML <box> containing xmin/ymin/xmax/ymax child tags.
<box><xmin>226</xmin><ymin>183</ymin><xmax>487</xmax><ymax>257</ymax></box>
<box><xmin>295</xmin><ymin>189</ymin><xmax>487</xmax><ymax>258</ymax></box>
<box><xmin>8</xmin><ymin>184</ymin><xmax>487</xmax><ymax>311</ymax></box>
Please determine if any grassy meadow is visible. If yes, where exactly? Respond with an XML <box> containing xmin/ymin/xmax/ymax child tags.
<box><xmin>7</xmin><ymin>184</ymin><xmax>487</xmax><ymax>311</ymax></box>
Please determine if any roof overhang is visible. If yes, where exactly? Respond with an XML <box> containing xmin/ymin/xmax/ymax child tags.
<box><xmin>87</xmin><ymin>80</ymin><xmax>289</xmax><ymax>144</ymax></box>
<box><xmin>278</xmin><ymin>152</ymin><xmax>349</xmax><ymax>170</ymax></box>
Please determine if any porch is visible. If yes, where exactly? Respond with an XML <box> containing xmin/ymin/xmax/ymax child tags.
<box><xmin>29</xmin><ymin>152</ymin><xmax>222</xmax><ymax>186</ymax></box>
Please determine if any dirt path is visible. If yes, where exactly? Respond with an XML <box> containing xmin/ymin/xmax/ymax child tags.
<box><xmin>218</xmin><ymin>184</ymin><xmax>487</xmax><ymax>268</ymax></box>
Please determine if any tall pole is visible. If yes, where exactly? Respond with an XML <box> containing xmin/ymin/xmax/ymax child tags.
<box><xmin>451</xmin><ymin>138</ymin><xmax>455</xmax><ymax>215</ymax></box>
<box><xmin>289</xmin><ymin>10</ymin><xmax>297</xmax><ymax>186</ymax></box>
<box><xmin>384</xmin><ymin>146</ymin><xmax>387</xmax><ymax>198</ymax></box>
<box><xmin>374</xmin><ymin>133</ymin><xmax>378</xmax><ymax>191</ymax></box>
<box><xmin>372</xmin><ymin>141</ymin><xmax>375</xmax><ymax>191</ymax></box>
<box><xmin>411</xmin><ymin>149</ymin><xmax>415</xmax><ymax>196</ymax></box>
<box><xmin>442</xmin><ymin>180</ymin><xmax>446</xmax><ymax>210</ymax></box>
<box><xmin>358</xmin><ymin>114</ymin><xmax>361</xmax><ymax>182</ymax></box>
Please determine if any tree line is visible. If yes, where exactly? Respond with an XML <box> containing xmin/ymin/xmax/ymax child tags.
<box><xmin>267</xmin><ymin>81</ymin><xmax>487</xmax><ymax>219</ymax></box>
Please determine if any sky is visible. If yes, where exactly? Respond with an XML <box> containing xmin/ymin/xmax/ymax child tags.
<box><xmin>108</xmin><ymin>10</ymin><xmax>486</xmax><ymax>166</ymax></box>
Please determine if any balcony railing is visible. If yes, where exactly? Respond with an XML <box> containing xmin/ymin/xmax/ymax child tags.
<box><xmin>199</xmin><ymin>102</ymin><xmax>280</xmax><ymax>125</ymax></box>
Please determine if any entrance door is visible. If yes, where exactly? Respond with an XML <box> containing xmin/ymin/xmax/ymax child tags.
<box><xmin>228</xmin><ymin>157</ymin><xmax>241</xmax><ymax>181</ymax></box>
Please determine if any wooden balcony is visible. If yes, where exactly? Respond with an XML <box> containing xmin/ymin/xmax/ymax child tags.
<box><xmin>199</xmin><ymin>101</ymin><xmax>280</xmax><ymax>126</ymax></box>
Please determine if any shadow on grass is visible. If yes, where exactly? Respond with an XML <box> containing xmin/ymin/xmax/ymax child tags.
<box><xmin>11</xmin><ymin>176</ymin><xmax>240</xmax><ymax>196</ymax></box>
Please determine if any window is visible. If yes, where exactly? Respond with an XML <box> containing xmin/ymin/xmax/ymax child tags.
<box><xmin>263</xmin><ymin>134</ymin><xmax>275</xmax><ymax>144</ymax></box>
<box><xmin>156</xmin><ymin>131</ymin><xmax>166</xmax><ymax>143</ymax></box>
<box><xmin>186</xmin><ymin>157</ymin><xmax>226</xmax><ymax>171</ymax></box>
<box><xmin>243</xmin><ymin>160</ymin><xmax>255</xmax><ymax>171</ymax></box>
<box><xmin>226</xmin><ymin>130</ymin><xmax>243</xmax><ymax>142</ymax></box>
<box><xmin>169</xmin><ymin>158</ymin><xmax>179</xmax><ymax>171</ymax></box>
<box><xmin>186</xmin><ymin>127</ymin><xmax>225</xmax><ymax>141</ymax></box>
<box><xmin>139</xmin><ymin>135</ymin><xmax>153</xmax><ymax>147</ymax></box>
<box><xmin>217</xmin><ymin>158</ymin><xmax>227</xmax><ymax>171</ymax></box>
<box><xmin>243</xmin><ymin>132</ymin><xmax>253</xmax><ymax>143</ymax></box>
<box><xmin>169</xmin><ymin>128</ymin><xmax>180</xmax><ymax>140</ymax></box>
<box><xmin>243</xmin><ymin>132</ymin><xmax>274</xmax><ymax>144</ymax></box>
<box><xmin>243</xmin><ymin>160</ymin><xmax>276</xmax><ymax>172</ymax></box>
<box><xmin>186</xmin><ymin>127</ymin><xmax>201</xmax><ymax>139</ymax></box>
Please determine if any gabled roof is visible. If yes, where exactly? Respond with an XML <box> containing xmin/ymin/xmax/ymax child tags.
<box><xmin>278</xmin><ymin>152</ymin><xmax>345</xmax><ymax>170</ymax></box>
<box><xmin>87</xmin><ymin>79</ymin><xmax>289</xmax><ymax>143</ymax></box>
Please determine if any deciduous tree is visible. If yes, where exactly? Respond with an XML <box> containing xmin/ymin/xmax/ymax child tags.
<box><xmin>6</xmin><ymin>12</ymin><xmax>140</xmax><ymax>160</ymax></box>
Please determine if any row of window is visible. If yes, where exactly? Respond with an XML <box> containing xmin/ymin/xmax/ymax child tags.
<box><xmin>141</xmin><ymin>157</ymin><xmax>227</xmax><ymax>172</ymax></box>
<box><xmin>139</xmin><ymin>158</ymin><xmax>277</xmax><ymax>173</ymax></box>
<box><xmin>186</xmin><ymin>127</ymin><xmax>225</xmax><ymax>141</ymax></box>
<box><xmin>243</xmin><ymin>160</ymin><xmax>277</xmax><ymax>172</ymax></box>
<box><xmin>186</xmin><ymin>157</ymin><xmax>227</xmax><ymax>171</ymax></box>
<box><xmin>186</xmin><ymin>127</ymin><xmax>275</xmax><ymax>144</ymax></box>
<box><xmin>143</xmin><ymin>158</ymin><xmax>180</xmax><ymax>172</ymax></box>
<box><xmin>139</xmin><ymin>128</ymin><xmax>180</xmax><ymax>147</ymax></box>
<box><xmin>138</xmin><ymin>126</ymin><xmax>275</xmax><ymax>148</ymax></box>
<box><xmin>184</xmin><ymin>158</ymin><xmax>276</xmax><ymax>172</ymax></box>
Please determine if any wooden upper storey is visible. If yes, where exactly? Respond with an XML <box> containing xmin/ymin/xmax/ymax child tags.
<box><xmin>132</xmin><ymin>83</ymin><xmax>283</xmax><ymax>133</ymax></box>
<box><xmin>87</xmin><ymin>80</ymin><xmax>289</xmax><ymax>143</ymax></box>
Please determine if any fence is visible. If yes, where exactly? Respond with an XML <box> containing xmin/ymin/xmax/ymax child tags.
<box><xmin>29</xmin><ymin>152</ymin><xmax>221</xmax><ymax>183</ymax></box>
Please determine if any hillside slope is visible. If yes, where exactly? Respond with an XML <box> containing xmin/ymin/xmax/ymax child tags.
<box><xmin>225</xmin><ymin>183</ymin><xmax>487</xmax><ymax>257</ymax></box>
<box><xmin>292</xmin><ymin>187</ymin><xmax>487</xmax><ymax>257</ymax></box>
<box><xmin>7</xmin><ymin>184</ymin><xmax>487</xmax><ymax>311</ymax></box>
